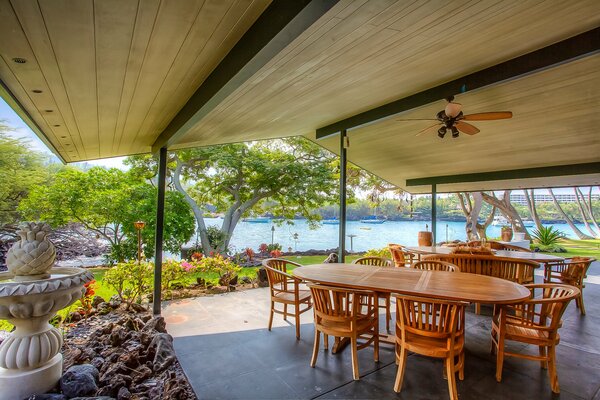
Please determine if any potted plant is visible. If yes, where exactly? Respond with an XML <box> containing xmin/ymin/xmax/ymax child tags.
<box><xmin>500</xmin><ymin>225</ymin><xmax>513</xmax><ymax>242</ymax></box>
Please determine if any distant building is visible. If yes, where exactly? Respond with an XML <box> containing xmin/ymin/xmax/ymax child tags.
<box><xmin>510</xmin><ymin>192</ymin><xmax>600</xmax><ymax>206</ymax></box>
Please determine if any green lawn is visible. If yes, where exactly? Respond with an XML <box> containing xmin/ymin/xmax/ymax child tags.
<box><xmin>547</xmin><ymin>238</ymin><xmax>600</xmax><ymax>259</ymax></box>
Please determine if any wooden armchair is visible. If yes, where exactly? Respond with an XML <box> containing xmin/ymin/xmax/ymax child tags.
<box><xmin>491</xmin><ymin>284</ymin><xmax>580</xmax><ymax>393</ymax></box>
<box><xmin>394</xmin><ymin>295</ymin><xmax>467</xmax><ymax>400</ymax></box>
<box><xmin>388</xmin><ymin>243</ymin><xmax>419</xmax><ymax>267</ymax></box>
<box><xmin>262</xmin><ymin>258</ymin><xmax>312</xmax><ymax>339</ymax></box>
<box><xmin>543</xmin><ymin>257</ymin><xmax>595</xmax><ymax>315</ymax></box>
<box><xmin>308</xmin><ymin>284</ymin><xmax>379</xmax><ymax>380</ymax></box>
<box><xmin>468</xmin><ymin>240</ymin><xmax>531</xmax><ymax>252</ymax></box>
<box><xmin>412</xmin><ymin>260</ymin><xmax>460</xmax><ymax>272</ymax></box>
<box><xmin>352</xmin><ymin>256</ymin><xmax>392</xmax><ymax>332</ymax></box>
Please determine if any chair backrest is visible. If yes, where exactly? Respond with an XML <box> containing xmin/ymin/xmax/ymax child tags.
<box><xmin>262</xmin><ymin>258</ymin><xmax>301</xmax><ymax>291</ymax></box>
<box><xmin>412</xmin><ymin>260</ymin><xmax>460</xmax><ymax>272</ymax></box>
<box><xmin>550</xmin><ymin>257</ymin><xmax>595</xmax><ymax>286</ymax></box>
<box><xmin>308</xmin><ymin>284</ymin><xmax>376</xmax><ymax>323</ymax></box>
<box><xmin>352</xmin><ymin>256</ymin><xmax>392</xmax><ymax>267</ymax></box>
<box><xmin>395</xmin><ymin>295</ymin><xmax>466</xmax><ymax>341</ymax></box>
<box><xmin>388</xmin><ymin>244</ymin><xmax>414</xmax><ymax>267</ymax></box>
<box><xmin>508</xmin><ymin>284</ymin><xmax>580</xmax><ymax>333</ymax></box>
<box><xmin>423</xmin><ymin>254</ymin><xmax>537</xmax><ymax>283</ymax></box>
<box><xmin>468</xmin><ymin>240</ymin><xmax>504</xmax><ymax>250</ymax></box>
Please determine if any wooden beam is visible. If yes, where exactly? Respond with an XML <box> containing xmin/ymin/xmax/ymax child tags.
<box><xmin>0</xmin><ymin>79</ymin><xmax>66</xmax><ymax>163</ymax></box>
<box><xmin>405</xmin><ymin>162</ymin><xmax>600</xmax><ymax>187</ymax></box>
<box><xmin>153</xmin><ymin>146</ymin><xmax>167</xmax><ymax>316</ymax></box>
<box><xmin>316</xmin><ymin>27</ymin><xmax>600</xmax><ymax>139</ymax></box>
<box><xmin>338</xmin><ymin>129</ymin><xmax>347</xmax><ymax>262</ymax></box>
<box><xmin>152</xmin><ymin>0</ymin><xmax>338</xmax><ymax>152</ymax></box>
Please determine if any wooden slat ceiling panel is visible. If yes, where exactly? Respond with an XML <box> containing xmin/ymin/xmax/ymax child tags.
<box><xmin>173</xmin><ymin>0</ymin><xmax>600</xmax><ymax>151</ymax></box>
<box><xmin>0</xmin><ymin>0</ymin><xmax>269</xmax><ymax>162</ymax></box>
<box><xmin>312</xmin><ymin>55</ymin><xmax>600</xmax><ymax>193</ymax></box>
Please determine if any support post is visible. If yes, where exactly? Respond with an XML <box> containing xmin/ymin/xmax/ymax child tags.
<box><xmin>153</xmin><ymin>147</ymin><xmax>167</xmax><ymax>315</ymax></box>
<box><xmin>338</xmin><ymin>130</ymin><xmax>347</xmax><ymax>262</ymax></box>
<box><xmin>431</xmin><ymin>184</ymin><xmax>437</xmax><ymax>246</ymax></box>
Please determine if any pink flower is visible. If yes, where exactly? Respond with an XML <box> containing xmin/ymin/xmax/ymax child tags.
<box><xmin>181</xmin><ymin>261</ymin><xmax>195</xmax><ymax>272</ymax></box>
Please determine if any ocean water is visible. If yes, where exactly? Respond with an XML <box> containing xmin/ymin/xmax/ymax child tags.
<box><xmin>192</xmin><ymin>218</ymin><xmax>586</xmax><ymax>253</ymax></box>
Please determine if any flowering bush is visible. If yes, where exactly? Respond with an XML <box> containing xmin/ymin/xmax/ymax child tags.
<box><xmin>270</xmin><ymin>249</ymin><xmax>282</xmax><ymax>258</ymax></box>
<box><xmin>191</xmin><ymin>252</ymin><xmax>203</xmax><ymax>261</ymax></box>
<box><xmin>258</xmin><ymin>243</ymin><xmax>269</xmax><ymax>254</ymax></box>
<box><xmin>162</xmin><ymin>259</ymin><xmax>197</xmax><ymax>297</ymax></box>
<box><xmin>245</xmin><ymin>247</ymin><xmax>255</xmax><ymax>260</ymax></box>
<box><xmin>197</xmin><ymin>254</ymin><xmax>242</xmax><ymax>289</ymax></box>
<box><xmin>104</xmin><ymin>261</ymin><xmax>153</xmax><ymax>308</ymax></box>
<box><xmin>78</xmin><ymin>279</ymin><xmax>96</xmax><ymax>317</ymax></box>
<box><xmin>364</xmin><ymin>247</ymin><xmax>390</xmax><ymax>258</ymax></box>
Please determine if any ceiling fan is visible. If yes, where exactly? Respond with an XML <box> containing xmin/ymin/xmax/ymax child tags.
<box><xmin>397</xmin><ymin>96</ymin><xmax>513</xmax><ymax>138</ymax></box>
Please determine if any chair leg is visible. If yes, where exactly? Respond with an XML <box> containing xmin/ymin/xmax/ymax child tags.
<box><xmin>393</xmin><ymin>345</ymin><xmax>407</xmax><ymax>392</ymax></box>
<box><xmin>445</xmin><ymin>357</ymin><xmax>459</xmax><ymax>400</ymax></box>
<box><xmin>578</xmin><ymin>293</ymin><xmax>586</xmax><ymax>316</ymax></box>
<box><xmin>458</xmin><ymin>352</ymin><xmax>465</xmax><ymax>381</ymax></box>
<box><xmin>268</xmin><ymin>301</ymin><xmax>274</xmax><ymax>331</ymax></box>
<box><xmin>373</xmin><ymin>328</ymin><xmax>379</xmax><ymax>363</ymax></box>
<box><xmin>323</xmin><ymin>334</ymin><xmax>329</xmax><ymax>351</ymax></box>
<box><xmin>295</xmin><ymin>311</ymin><xmax>301</xmax><ymax>340</ymax></box>
<box><xmin>351</xmin><ymin>335</ymin><xmax>360</xmax><ymax>380</ymax></box>
<box><xmin>310</xmin><ymin>329</ymin><xmax>320</xmax><ymax>367</ymax></box>
<box><xmin>386</xmin><ymin>296</ymin><xmax>391</xmax><ymax>333</ymax></box>
<box><xmin>539</xmin><ymin>346</ymin><xmax>548</xmax><ymax>369</ymax></box>
<box><xmin>475</xmin><ymin>303</ymin><xmax>481</xmax><ymax>315</ymax></box>
<box><xmin>283</xmin><ymin>304</ymin><xmax>288</xmax><ymax>320</ymax></box>
<box><xmin>495</xmin><ymin>334</ymin><xmax>505</xmax><ymax>382</ymax></box>
<box><xmin>548</xmin><ymin>345</ymin><xmax>560</xmax><ymax>393</ymax></box>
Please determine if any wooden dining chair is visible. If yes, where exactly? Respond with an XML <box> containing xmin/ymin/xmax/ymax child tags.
<box><xmin>262</xmin><ymin>258</ymin><xmax>312</xmax><ymax>339</ymax></box>
<box><xmin>412</xmin><ymin>260</ymin><xmax>460</xmax><ymax>272</ymax></box>
<box><xmin>490</xmin><ymin>283</ymin><xmax>580</xmax><ymax>393</ymax></box>
<box><xmin>543</xmin><ymin>257</ymin><xmax>595</xmax><ymax>315</ymax></box>
<box><xmin>393</xmin><ymin>295</ymin><xmax>467</xmax><ymax>400</ymax></box>
<box><xmin>352</xmin><ymin>256</ymin><xmax>393</xmax><ymax>332</ymax></box>
<box><xmin>308</xmin><ymin>284</ymin><xmax>379</xmax><ymax>380</ymax></box>
<box><xmin>388</xmin><ymin>243</ymin><xmax>418</xmax><ymax>267</ymax></box>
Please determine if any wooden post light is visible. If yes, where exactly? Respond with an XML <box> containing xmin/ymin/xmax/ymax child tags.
<box><xmin>134</xmin><ymin>221</ymin><xmax>145</xmax><ymax>263</ymax></box>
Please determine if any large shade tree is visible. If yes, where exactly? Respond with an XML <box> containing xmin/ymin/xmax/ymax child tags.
<box><xmin>0</xmin><ymin>122</ymin><xmax>49</xmax><ymax>225</ymax></box>
<box><xmin>127</xmin><ymin>137</ymin><xmax>338</xmax><ymax>254</ymax></box>
<box><xmin>19</xmin><ymin>167</ymin><xmax>194</xmax><ymax>262</ymax></box>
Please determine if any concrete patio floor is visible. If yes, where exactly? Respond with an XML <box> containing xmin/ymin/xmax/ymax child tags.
<box><xmin>163</xmin><ymin>263</ymin><xmax>600</xmax><ymax>400</ymax></box>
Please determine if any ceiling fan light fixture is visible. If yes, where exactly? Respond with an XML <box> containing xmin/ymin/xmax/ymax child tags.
<box><xmin>437</xmin><ymin>126</ymin><xmax>447</xmax><ymax>138</ymax></box>
<box><xmin>451</xmin><ymin>126</ymin><xmax>459</xmax><ymax>138</ymax></box>
<box><xmin>444</xmin><ymin>102</ymin><xmax>462</xmax><ymax>118</ymax></box>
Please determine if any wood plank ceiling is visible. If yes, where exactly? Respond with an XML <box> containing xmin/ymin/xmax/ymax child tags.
<box><xmin>170</xmin><ymin>0</ymin><xmax>600</xmax><ymax>192</ymax></box>
<box><xmin>0</xmin><ymin>0</ymin><xmax>269</xmax><ymax>162</ymax></box>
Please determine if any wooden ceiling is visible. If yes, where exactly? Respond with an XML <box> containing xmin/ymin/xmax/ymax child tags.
<box><xmin>0</xmin><ymin>0</ymin><xmax>269</xmax><ymax>162</ymax></box>
<box><xmin>1</xmin><ymin>0</ymin><xmax>599</xmax><ymax>192</ymax></box>
<box><xmin>170</xmin><ymin>0</ymin><xmax>600</xmax><ymax>192</ymax></box>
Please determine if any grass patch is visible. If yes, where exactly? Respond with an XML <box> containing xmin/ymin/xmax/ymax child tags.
<box><xmin>540</xmin><ymin>238</ymin><xmax>600</xmax><ymax>259</ymax></box>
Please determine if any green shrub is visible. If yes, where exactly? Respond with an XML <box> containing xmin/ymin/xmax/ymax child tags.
<box><xmin>364</xmin><ymin>247</ymin><xmax>390</xmax><ymax>258</ymax></box>
<box><xmin>163</xmin><ymin>259</ymin><xmax>195</xmax><ymax>297</ymax></box>
<box><xmin>103</xmin><ymin>260</ymin><xmax>153</xmax><ymax>307</ymax></box>
<box><xmin>197</xmin><ymin>254</ymin><xmax>242</xmax><ymax>289</ymax></box>
<box><xmin>267</xmin><ymin>243</ymin><xmax>282</xmax><ymax>252</ymax></box>
<box><xmin>532</xmin><ymin>226</ymin><xmax>566</xmax><ymax>246</ymax></box>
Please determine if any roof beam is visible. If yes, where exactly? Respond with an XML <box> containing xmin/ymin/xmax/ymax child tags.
<box><xmin>405</xmin><ymin>162</ymin><xmax>600</xmax><ymax>187</ymax></box>
<box><xmin>316</xmin><ymin>27</ymin><xmax>600</xmax><ymax>139</ymax></box>
<box><xmin>152</xmin><ymin>0</ymin><xmax>338</xmax><ymax>152</ymax></box>
<box><xmin>0</xmin><ymin>79</ymin><xmax>66</xmax><ymax>163</ymax></box>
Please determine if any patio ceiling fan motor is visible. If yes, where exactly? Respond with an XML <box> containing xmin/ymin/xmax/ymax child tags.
<box><xmin>397</xmin><ymin>95</ymin><xmax>513</xmax><ymax>138</ymax></box>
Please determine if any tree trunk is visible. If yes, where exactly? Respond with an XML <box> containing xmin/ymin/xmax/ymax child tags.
<box><xmin>584</xmin><ymin>187</ymin><xmax>600</xmax><ymax>236</ymax></box>
<box><xmin>548</xmin><ymin>189</ymin><xmax>593</xmax><ymax>240</ymax></box>
<box><xmin>524</xmin><ymin>189</ymin><xmax>543</xmax><ymax>231</ymax></box>
<box><xmin>457</xmin><ymin>193</ymin><xmax>480</xmax><ymax>241</ymax></box>
<box><xmin>574</xmin><ymin>188</ymin><xmax>598</xmax><ymax>238</ymax></box>
<box><xmin>476</xmin><ymin>202</ymin><xmax>496</xmax><ymax>239</ymax></box>
<box><xmin>481</xmin><ymin>191</ymin><xmax>531</xmax><ymax>240</ymax></box>
<box><xmin>172</xmin><ymin>158</ymin><xmax>212</xmax><ymax>252</ymax></box>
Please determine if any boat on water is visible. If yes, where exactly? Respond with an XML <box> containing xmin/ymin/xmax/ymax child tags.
<box><xmin>322</xmin><ymin>218</ymin><xmax>339</xmax><ymax>225</ymax></box>
<box><xmin>360</xmin><ymin>215</ymin><xmax>387</xmax><ymax>224</ymax></box>
<box><xmin>242</xmin><ymin>217</ymin><xmax>271</xmax><ymax>223</ymax></box>
<box><xmin>492</xmin><ymin>215</ymin><xmax>535</xmax><ymax>227</ymax></box>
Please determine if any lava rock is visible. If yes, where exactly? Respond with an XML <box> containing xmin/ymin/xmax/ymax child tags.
<box><xmin>92</xmin><ymin>296</ymin><xmax>106</xmax><ymax>308</ymax></box>
<box><xmin>148</xmin><ymin>333</ymin><xmax>176</xmax><ymax>373</ymax></box>
<box><xmin>91</xmin><ymin>356</ymin><xmax>105</xmax><ymax>370</ymax></box>
<box><xmin>68</xmin><ymin>364</ymin><xmax>100</xmax><ymax>381</ymax></box>
<box><xmin>143</xmin><ymin>316</ymin><xmax>167</xmax><ymax>333</ymax></box>
<box><xmin>257</xmin><ymin>268</ymin><xmax>269</xmax><ymax>287</ymax></box>
<box><xmin>27</xmin><ymin>394</ymin><xmax>68</xmax><ymax>400</ymax></box>
<box><xmin>60</xmin><ymin>365</ymin><xmax>98</xmax><ymax>398</ymax></box>
<box><xmin>117</xmin><ymin>387</ymin><xmax>131</xmax><ymax>400</ymax></box>
<box><xmin>96</xmin><ymin>373</ymin><xmax>130</xmax><ymax>397</ymax></box>
<box><xmin>108</xmin><ymin>295</ymin><xmax>122</xmax><ymax>308</ymax></box>
<box><xmin>70</xmin><ymin>397</ymin><xmax>115</xmax><ymax>400</ymax></box>
<box><xmin>109</xmin><ymin>326</ymin><xmax>128</xmax><ymax>346</ymax></box>
<box><xmin>241</xmin><ymin>276</ymin><xmax>252</xmax><ymax>284</ymax></box>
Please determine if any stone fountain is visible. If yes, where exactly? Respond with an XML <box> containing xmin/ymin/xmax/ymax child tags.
<box><xmin>0</xmin><ymin>222</ymin><xmax>93</xmax><ymax>400</ymax></box>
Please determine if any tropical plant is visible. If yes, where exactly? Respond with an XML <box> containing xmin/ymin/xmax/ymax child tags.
<box><xmin>103</xmin><ymin>260</ymin><xmax>153</xmax><ymax>307</ymax></box>
<box><xmin>258</xmin><ymin>243</ymin><xmax>269</xmax><ymax>254</ymax></box>
<box><xmin>78</xmin><ymin>279</ymin><xmax>96</xmax><ymax>318</ymax></box>
<box><xmin>245</xmin><ymin>247</ymin><xmax>255</xmax><ymax>260</ymax></box>
<box><xmin>532</xmin><ymin>226</ymin><xmax>566</xmax><ymax>246</ymax></box>
<box><xmin>269</xmin><ymin>249</ymin><xmax>282</xmax><ymax>258</ymax></box>
<box><xmin>197</xmin><ymin>254</ymin><xmax>242</xmax><ymax>289</ymax></box>
<box><xmin>364</xmin><ymin>247</ymin><xmax>390</xmax><ymax>258</ymax></box>
<box><xmin>162</xmin><ymin>259</ymin><xmax>195</xmax><ymax>296</ymax></box>
<box><xmin>267</xmin><ymin>243</ymin><xmax>282</xmax><ymax>252</ymax></box>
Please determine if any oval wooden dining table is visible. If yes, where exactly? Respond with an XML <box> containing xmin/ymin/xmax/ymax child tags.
<box><xmin>406</xmin><ymin>245</ymin><xmax>564</xmax><ymax>263</ymax></box>
<box><xmin>294</xmin><ymin>263</ymin><xmax>531</xmax><ymax>352</ymax></box>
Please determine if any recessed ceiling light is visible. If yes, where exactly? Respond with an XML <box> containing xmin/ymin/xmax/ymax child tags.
<box><xmin>12</xmin><ymin>57</ymin><xmax>27</xmax><ymax>64</ymax></box>
<box><xmin>61</xmin><ymin>136</ymin><xmax>67</xmax><ymax>138</ymax></box>
<box><xmin>54</xmin><ymin>125</ymin><xmax>61</xmax><ymax>128</ymax></box>
<box><xmin>44</xmin><ymin>109</ymin><xmax>53</xmax><ymax>113</ymax></box>
<box><xmin>32</xmin><ymin>89</ymin><xmax>43</xmax><ymax>94</ymax></box>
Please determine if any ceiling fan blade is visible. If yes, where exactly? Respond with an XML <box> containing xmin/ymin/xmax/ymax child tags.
<box><xmin>396</xmin><ymin>118</ymin><xmax>438</xmax><ymax>121</ymax></box>
<box><xmin>455</xmin><ymin>121</ymin><xmax>480</xmax><ymax>135</ymax></box>
<box><xmin>462</xmin><ymin>111</ymin><xmax>512</xmax><ymax>121</ymax></box>
<box><xmin>416</xmin><ymin>123</ymin><xmax>441</xmax><ymax>136</ymax></box>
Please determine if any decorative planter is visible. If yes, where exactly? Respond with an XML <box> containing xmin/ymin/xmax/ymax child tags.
<box><xmin>501</xmin><ymin>227</ymin><xmax>513</xmax><ymax>242</ymax></box>
<box><xmin>418</xmin><ymin>231</ymin><xmax>433</xmax><ymax>246</ymax></box>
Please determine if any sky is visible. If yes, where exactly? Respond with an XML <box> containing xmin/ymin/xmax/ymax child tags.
<box><xmin>0</xmin><ymin>97</ymin><xmax>597</xmax><ymax>196</ymax></box>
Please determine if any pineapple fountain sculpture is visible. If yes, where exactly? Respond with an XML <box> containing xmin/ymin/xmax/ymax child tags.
<box><xmin>0</xmin><ymin>222</ymin><xmax>93</xmax><ymax>400</ymax></box>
